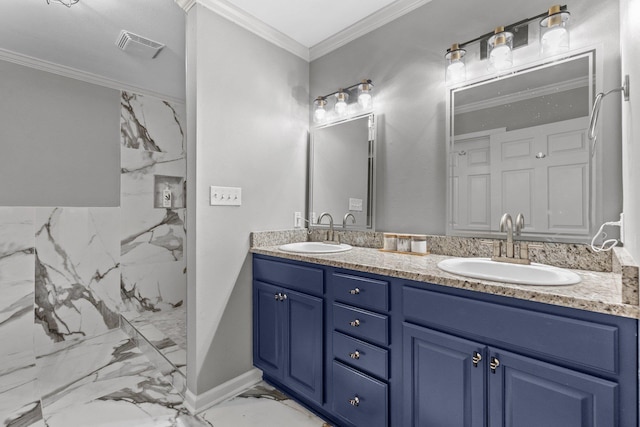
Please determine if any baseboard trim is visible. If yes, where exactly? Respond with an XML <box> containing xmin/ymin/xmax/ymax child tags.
<box><xmin>184</xmin><ymin>368</ymin><xmax>263</xmax><ymax>414</ymax></box>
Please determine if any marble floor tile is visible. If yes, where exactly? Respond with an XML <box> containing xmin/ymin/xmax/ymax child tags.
<box><xmin>200</xmin><ymin>382</ymin><xmax>330</xmax><ymax>427</ymax></box>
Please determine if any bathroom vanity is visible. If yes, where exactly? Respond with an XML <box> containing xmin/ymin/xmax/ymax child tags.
<box><xmin>251</xmin><ymin>245</ymin><xmax>638</xmax><ymax>427</ymax></box>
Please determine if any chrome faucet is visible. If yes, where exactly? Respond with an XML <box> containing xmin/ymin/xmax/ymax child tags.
<box><xmin>343</xmin><ymin>213</ymin><xmax>356</xmax><ymax>229</ymax></box>
<box><xmin>492</xmin><ymin>213</ymin><xmax>530</xmax><ymax>264</ymax></box>
<box><xmin>317</xmin><ymin>212</ymin><xmax>336</xmax><ymax>243</ymax></box>
<box><xmin>499</xmin><ymin>213</ymin><xmax>514</xmax><ymax>258</ymax></box>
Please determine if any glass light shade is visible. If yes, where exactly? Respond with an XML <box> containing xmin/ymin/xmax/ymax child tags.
<box><xmin>488</xmin><ymin>27</ymin><xmax>514</xmax><ymax>71</ymax></box>
<box><xmin>357</xmin><ymin>82</ymin><xmax>373</xmax><ymax>109</ymax></box>
<box><xmin>540</xmin><ymin>5</ymin><xmax>570</xmax><ymax>56</ymax></box>
<box><xmin>445</xmin><ymin>43</ymin><xmax>466</xmax><ymax>84</ymax></box>
<box><xmin>334</xmin><ymin>91</ymin><xmax>349</xmax><ymax>116</ymax></box>
<box><xmin>313</xmin><ymin>97</ymin><xmax>327</xmax><ymax>123</ymax></box>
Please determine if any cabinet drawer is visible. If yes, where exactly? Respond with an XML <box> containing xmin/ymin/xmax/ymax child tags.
<box><xmin>253</xmin><ymin>257</ymin><xmax>324</xmax><ymax>297</ymax></box>
<box><xmin>333</xmin><ymin>331</ymin><xmax>388</xmax><ymax>380</ymax></box>
<box><xmin>333</xmin><ymin>272</ymin><xmax>389</xmax><ymax>312</ymax></box>
<box><xmin>403</xmin><ymin>286</ymin><xmax>620</xmax><ymax>374</ymax></box>
<box><xmin>333</xmin><ymin>303</ymin><xmax>389</xmax><ymax>346</ymax></box>
<box><xmin>332</xmin><ymin>361</ymin><xmax>388</xmax><ymax>427</ymax></box>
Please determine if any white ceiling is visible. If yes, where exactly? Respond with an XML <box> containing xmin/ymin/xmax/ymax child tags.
<box><xmin>0</xmin><ymin>0</ymin><xmax>427</xmax><ymax>102</ymax></box>
<box><xmin>224</xmin><ymin>0</ymin><xmax>399</xmax><ymax>48</ymax></box>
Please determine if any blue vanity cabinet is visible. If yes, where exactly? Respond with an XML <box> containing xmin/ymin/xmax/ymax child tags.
<box><xmin>253</xmin><ymin>257</ymin><xmax>324</xmax><ymax>405</ymax></box>
<box><xmin>402</xmin><ymin>283</ymin><xmax>638</xmax><ymax>427</ymax></box>
<box><xmin>402</xmin><ymin>322</ymin><xmax>486</xmax><ymax>427</ymax></box>
<box><xmin>328</xmin><ymin>271</ymin><xmax>391</xmax><ymax>427</ymax></box>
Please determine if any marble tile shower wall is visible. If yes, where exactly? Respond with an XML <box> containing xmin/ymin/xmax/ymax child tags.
<box><xmin>0</xmin><ymin>92</ymin><xmax>186</xmax><ymax>424</ymax></box>
<box><xmin>119</xmin><ymin>92</ymin><xmax>187</xmax><ymax>316</ymax></box>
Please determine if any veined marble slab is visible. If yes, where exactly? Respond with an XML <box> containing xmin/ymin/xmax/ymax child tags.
<box><xmin>0</xmin><ymin>207</ymin><xmax>35</xmax><ymax>358</ymax></box>
<box><xmin>120</xmin><ymin>261</ymin><xmax>185</xmax><ymax>314</ymax></box>
<box><xmin>36</xmin><ymin>329</ymin><xmax>209</xmax><ymax>427</ymax></box>
<box><xmin>120</xmin><ymin>92</ymin><xmax>185</xmax><ymax>156</ymax></box>
<box><xmin>0</xmin><ymin>351</ymin><xmax>43</xmax><ymax>426</ymax></box>
<box><xmin>34</xmin><ymin>208</ymin><xmax>121</xmax><ymax>347</ymax></box>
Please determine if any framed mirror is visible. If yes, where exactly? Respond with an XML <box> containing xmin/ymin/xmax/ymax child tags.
<box><xmin>309</xmin><ymin>113</ymin><xmax>375</xmax><ymax>230</ymax></box>
<box><xmin>447</xmin><ymin>50</ymin><xmax>598</xmax><ymax>242</ymax></box>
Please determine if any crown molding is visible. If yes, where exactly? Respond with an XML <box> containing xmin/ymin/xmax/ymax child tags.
<box><xmin>196</xmin><ymin>0</ymin><xmax>309</xmax><ymax>61</ymax></box>
<box><xmin>174</xmin><ymin>0</ymin><xmax>197</xmax><ymax>12</ymax></box>
<box><xmin>0</xmin><ymin>48</ymin><xmax>185</xmax><ymax>104</ymax></box>
<box><xmin>309</xmin><ymin>0</ymin><xmax>433</xmax><ymax>61</ymax></box>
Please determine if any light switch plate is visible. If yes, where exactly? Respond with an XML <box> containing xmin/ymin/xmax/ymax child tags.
<box><xmin>210</xmin><ymin>186</ymin><xmax>242</xmax><ymax>206</ymax></box>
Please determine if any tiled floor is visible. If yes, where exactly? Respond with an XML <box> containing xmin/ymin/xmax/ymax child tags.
<box><xmin>1</xmin><ymin>328</ymin><xmax>328</xmax><ymax>427</ymax></box>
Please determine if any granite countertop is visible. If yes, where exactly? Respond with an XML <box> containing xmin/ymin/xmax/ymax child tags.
<box><xmin>251</xmin><ymin>245</ymin><xmax>640</xmax><ymax>319</ymax></box>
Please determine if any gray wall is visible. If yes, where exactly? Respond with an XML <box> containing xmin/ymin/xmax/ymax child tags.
<box><xmin>620</xmin><ymin>0</ymin><xmax>640</xmax><ymax>262</ymax></box>
<box><xmin>186</xmin><ymin>5</ymin><xmax>309</xmax><ymax>397</ymax></box>
<box><xmin>310</xmin><ymin>0</ymin><xmax>622</xmax><ymax>235</ymax></box>
<box><xmin>0</xmin><ymin>60</ymin><xmax>120</xmax><ymax>206</ymax></box>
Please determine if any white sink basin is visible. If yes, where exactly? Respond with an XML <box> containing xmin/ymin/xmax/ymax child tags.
<box><xmin>279</xmin><ymin>241</ymin><xmax>353</xmax><ymax>254</ymax></box>
<box><xmin>437</xmin><ymin>257</ymin><xmax>581</xmax><ymax>286</ymax></box>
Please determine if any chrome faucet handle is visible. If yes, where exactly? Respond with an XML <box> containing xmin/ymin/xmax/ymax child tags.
<box><xmin>343</xmin><ymin>212</ymin><xmax>356</xmax><ymax>229</ymax></box>
<box><xmin>499</xmin><ymin>213</ymin><xmax>514</xmax><ymax>258</ymax></box>
<box><xmin>515</xmin><ymin>213</ymin><xmax>525</xmax><ymax>236</ymax></box>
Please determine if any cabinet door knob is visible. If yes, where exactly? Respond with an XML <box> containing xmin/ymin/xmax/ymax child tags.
<box><xmin>490</xmin><ymin>356</ymin><xmax>500</xmax><ymax>373</ymax></box>
<box><xmin>348</xmin><ymin>396</ymin><xmax>360</xmax><ymax>406</ymax></box>
<box><xmin>472</xmin><ymin>351</ymin><xmax>482</xmax><ymax>368</ymax></box>
<box><xmin>349</xmin><ymin>319</ymin><xmax>361</xmax><ymax>327</ymax></box>
<box><xmin>281</xmin><ymin>293</ymin><xmax>287</xmax><ymax>301</ymax></box>
<box><xmin>274</xmin><ymin>293</ymin><xmax>280</xmax><ymax>300</ymax></box>
<box><xmin>349</xmin><ymin>287</ymin><xmax>360</xmax><ymax>295</ymax></box>
<box><xmin>349</xmin><ymin>350</ymin><xmax>360</xmax><ymax>360</ymax></box>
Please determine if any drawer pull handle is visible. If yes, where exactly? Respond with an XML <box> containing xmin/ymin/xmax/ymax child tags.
<box><xmin>472</xmin><ymin>351</ymin><xmax>482</xmax><ymax>368</ymax></box>
<box><xmin>349</xmin><ymin>350</ymin><xmax>360</xmax><ymax>360</ymax></box>
<box><xmin>349</xmin><ymin>396</ymin><xmax>360</xmax><ymax>407</ymax></box>
<box><xmin>349</xmin><ymin>319</ymin><xmax>361</xmax><ymax>327</ymax></box>
<box><xmin>349</xmin><ymin>288</ymin><xmax>360</xmax><ymax>295</ymax></box>
<box><xmin>490</xmin><ymin>356</ymin><xmax>500</xmax><ymax>374</ymax></box>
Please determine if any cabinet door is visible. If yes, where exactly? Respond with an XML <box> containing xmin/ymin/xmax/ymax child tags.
<box><xmin>283</xmin><ymin>288</ymin><xmax>324</xmax><ymax>405</ymax></box>
<box><xmin>488</xmin><ymin>349</ymin><xmax>617</xmax><ymax>427</ymax></box>
<box><xmin>253</xmin><ymin>281</ymin><xmax>282</xmax><ymax>379</ymax></box>
<box><xmin>403</xmin><ymin>323</ymin><xmax>486</xmax><ymax>427</ymax></box>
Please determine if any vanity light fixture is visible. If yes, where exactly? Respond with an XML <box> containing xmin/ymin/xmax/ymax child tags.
<box><xmin>488</xmin><ymin>26</ymin><xmax>514</xmax><ymax>71</ymax></box>
<box><xmin>540</xmin><ymin>5</ymin><xmax>571</xmax><ymax>55</ymax></box>
<box><xmin>445</xmin><ymin>43</ymin><xmax>466</xmax><ymax>84</ymax></box>
<box><xmin>445</xmin><ymin>5</ymin><xmax>570</xmax><ymax>83</ymax></box>
<box><xmin>46</xmin><ymin>0</ymin><xmax>79</xmax><ymax>7</ymax></box>
<box><xmin>312</xmin><ymin>79</ymin><xmax>374</xmax><ymax>123</ymax></box>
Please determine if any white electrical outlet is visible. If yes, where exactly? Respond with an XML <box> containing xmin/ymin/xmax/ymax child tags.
<box><xmin>311</xmin><ymin>212</ymin><xmax>317</xmax><ymax>225</ymax></box>
<box><xmin>294</xmin><ymin>212</ymin><xmax>302</xmax><ymax>228</ymax></box>
<box><xmin>210</xmin><ymin>186</ymin><xmax>242</xmax><ymax>206</ymax></box>
<box><xmin>349</xmin><ymin>198</ymin><xmax>363</xmax><ymax>212</ymax></box>
<box><xmin>620</xmin><ymin>212</ymin><xmax>624</xmax><ymax>244</ymax></box>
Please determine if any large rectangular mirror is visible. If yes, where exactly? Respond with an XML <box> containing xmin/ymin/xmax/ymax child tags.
<box><xmin>310</xmin><ymin>114</ymin><xmax>375</xmax><ymax>230</ymax></box>
<box><xmin>447</xmin><ymin>50</ymin><xmax>597</xmax><ymax>241</ymax></box>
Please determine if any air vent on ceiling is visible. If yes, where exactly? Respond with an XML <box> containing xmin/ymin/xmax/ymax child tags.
<box><xmin>116</xmin><ymin>30</ymin><xmax>165</xmax><ymax>59</ymax></box>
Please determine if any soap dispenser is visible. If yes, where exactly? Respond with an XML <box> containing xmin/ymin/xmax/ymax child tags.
<box><xmin>162</xmin><ymin>183</ymin><xmax>172</xmax><ymax>208</ymax></box>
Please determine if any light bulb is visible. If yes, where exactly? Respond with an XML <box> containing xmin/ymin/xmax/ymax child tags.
<box><xmin>446</xmin><ymin>61</ymin><xmax>466</xmax><ymax>83</ymax></box>
<box><xmin>488</xmin><ymin>27</ymin><xmax>513</xmax><ymax>71</ymax></box>
<box><xmin>445</xmin><ymin>43</ymin><xmax>466</xmax><ymax>84</ymax></box>
<box><xmin>540</xmin><ymin>6</ymin><xmax>570</xmax><ymax>56</ymax></box>
<box><xmin>357</xmin><ymin>81</ymin><xmax>373</xmax><ymax>109</ymax></box>
<box><xmin>334</xmin><ymin>91</ymin><xmax>349</xmax><ymax>116</ymax></box>
<box><xmin>313</xmin><ymin>97</ymin><xmax>327</xmax><ymax>123</ymax></box>
<box><xmin>490</xmin><ymin>44</ymin><xmax>512</xmax><ymax>70</ymax></box>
